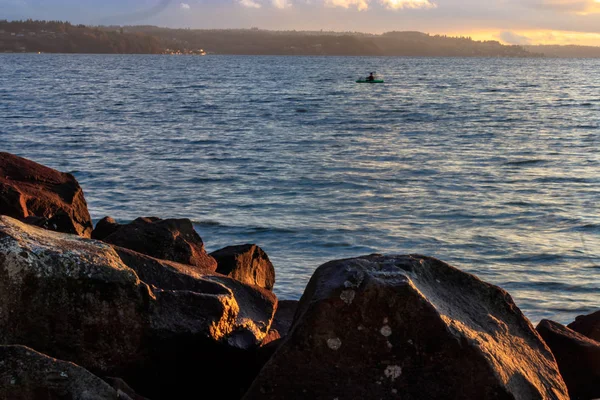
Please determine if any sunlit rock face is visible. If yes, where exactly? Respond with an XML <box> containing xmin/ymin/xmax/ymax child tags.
<box><xmin>98</xmin><ymin>216</ymin><xmax>218</xmax><ymax>272</ymax></box>
<box><xmin>568</xmin><ymin>310</ymin><xmax>600</xmax><ymax>343</ymax></box>
<box><xmin>244</xmin><ymin>254</ymin><xmax>569</xmax><ymax>400</ymax></box>
<box><xmin>211</xmin><ymin>244</ymin><xmax>276</xmax><ymax>291</ymax></box>
<box><xmin>0</xmin><ymin>216</ymin><xmax>276</xmax><ymax>399</ymax></box>
<box><xmin>0</xmin><ymin>152</ymin><xmax>93</xmax><ymax>238</ymax></box>
<box><xmin>537</xmin><ymin>319</ymin><xmax>600</xmax><ymax>400</ymax></box>
<box><xmin>0</xmin><ymin>345</ymin><xmax>125</xmax><ymax>400</ymax></box>
<box><xmin>113</xmin><ymin>246</ymin><xmax>278</xmax><ymax>349</ymax></box>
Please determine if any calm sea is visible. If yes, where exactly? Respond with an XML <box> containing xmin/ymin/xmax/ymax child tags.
<box><xmin>1</xmin><ymin>54</ymin><xmax>598</xmax><ymax>325</ymax></box>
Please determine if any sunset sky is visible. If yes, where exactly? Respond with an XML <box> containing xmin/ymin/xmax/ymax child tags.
<box><xmin>4</xmin><ymin>0</ymin><xmax>600</xmax><ymax>45</ymax></box>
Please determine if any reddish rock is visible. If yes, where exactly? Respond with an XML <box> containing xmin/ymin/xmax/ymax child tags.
<box><xmin>92</xmin><ymin>216</ymin><xmax>120</xmax><ymax>240</ymax></box>
<box><xmin>0</xmin><ymin>152</ymin><xmax>93</xmax><ymax>237</ymax></box>
<box><xmin>568</xmin><ymin>310</ymin><xmax>600</xmax><ymax>342</ymax></box>
<box><xmin>0</xmin><ymin>216</ymin><xmax>276</xmax><ymax>400</ymax></box>
<box><xmin>537</xmin><ymin>319</ymin><xmax>600</xmax><ymax>400</ymax></box>
<box><xmin>102</xmin><ymin>217</ymin><xmax>217</xmax><ymax>271</ymax></box>
<box><xmin>210</xmin><ymin>244</ymin><xmax>275</xmax><ymax>290</ymax></box>
<box><xmin>244</xmin><ymin>254</ymin><xmax>569</xmax><ymax>400</ymax></box>
<box><xmin>0</xmin><ymin>345</ymin><xmax>127</xmax><ymax>400</ymax></box>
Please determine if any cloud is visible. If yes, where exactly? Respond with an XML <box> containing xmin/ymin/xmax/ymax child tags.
<box><xmin>325</xmin><ymin>0</ymin><xmax>370</xmax><ymax>10</ymax></box>
<box><xmin>380</xmin><ymin>0</ymin><xmax>436</xmax><ymax>9</ymax></box>
<box><xmin>272</xmin><ymin>0</ymin><xmax>292</xmax><ymax>8</ymax></box>
<box><xmin>180</xmin><ymin>2</ymin><xmax>190</xmax><ymax>9</ymax></box>
<box><xmin>498</xmin><ymin>31</ymin><xmax>533</xmax><ymax>44</ymax></box>
<box><xmin>324</xmin><ymin>0</ymin><xmax>435</xmax><ymax>10</ymax></box>
<box><xmin>239</xmin><ymin>0</ymin><xmax>262</xmax><ymax>7</ymax></box>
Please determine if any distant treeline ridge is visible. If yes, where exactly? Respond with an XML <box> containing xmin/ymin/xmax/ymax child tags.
<box><xmin>2</xmin><ymin>19</ymin><xmax>599</xmax><ymax>57</ymax></box>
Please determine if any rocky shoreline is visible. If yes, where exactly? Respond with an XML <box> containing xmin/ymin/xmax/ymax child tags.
<box><xmin>0</xmin><ymin>151</ymin><xmax>598</xmax><ymax>400</ymax></box>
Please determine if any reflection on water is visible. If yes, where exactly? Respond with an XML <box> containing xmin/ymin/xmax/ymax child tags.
<box><xmin>1</xmin><ymin>54</ymin><xmax>598</xmax><ymax>325</ymax></box>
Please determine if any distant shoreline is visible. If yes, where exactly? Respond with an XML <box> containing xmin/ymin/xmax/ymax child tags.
<box><xmin>4</xmin><ymin>20</ymin><xmax>600</xmax><ymax>57</ymax></box>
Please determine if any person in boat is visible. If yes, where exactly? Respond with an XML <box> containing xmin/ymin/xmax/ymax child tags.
<box><xmin>366</xmin><ymin>72</ymin><xmax>375</xmax><ymax>81</ymax></box>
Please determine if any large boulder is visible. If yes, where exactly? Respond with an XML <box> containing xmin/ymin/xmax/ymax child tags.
<box><xmin>0</xmin><ymin>152</ymin><xmax>93</xmax><ymax>237</ymax></box>
<box><xmin>98</xmin><ymin>216</ymin><xmax>217</xmax><ymax>272</ymax></box>
<box><xmin>210</xmin><ymin>244</ymin><xmax>276</xmax><ymax>290</ymax></box>
<box><xmin>244</xmin><ymin>254</ymin><xmax>569</xmax><ymax>400</ymax></box>
<box><xmin>568</xmin><ymin>310</ymin><xmax>600</xmax><ymax>342</ymax></box>
<box><xmin>114</xmin><ymin>246</ymin><xmax>277</xmax><ymax>349</ymax></box>
<box><xmin>0</xmin><ymin>345</ymin><xmax>129</xmax><ymax>400</ymax></box>
<box><xmin>0</xmin><ymin>216</ymin><xmax>276</xmax><ymax>399</ymax></box>
<box><xmin>537</xmin><ymin>319</ymin><xmax>600</xmax><ymax>400</ymax></box>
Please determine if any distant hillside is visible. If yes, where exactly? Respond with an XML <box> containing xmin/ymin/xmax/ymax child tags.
<box><xmin>119</xmin><ymin>26</ymin><xmax>540</xmax><ymax>57</ymax></box>
<box><xmin>1</xmin><ymin>20</ymin><xmax>541</xmax><ymax>57</ymax></box>
<box><xmin>524</xmin><ymin>45</ymin><xmax>600</xmax><ymax>58</ymax></box>
<box><xmin>0</xmin><ymin>20</ymin><xmax>164</xmax><ymax>54</ymax></box>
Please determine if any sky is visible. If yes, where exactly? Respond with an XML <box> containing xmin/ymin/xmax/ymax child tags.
<box><xmin>4</xmin><ymin>0</ymin><xmax>600</xmax><ymax>45</ymax></box>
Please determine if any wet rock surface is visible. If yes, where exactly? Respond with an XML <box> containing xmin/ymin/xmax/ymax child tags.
<box><xmin>0</xmin><ymin>152</ymin><xmax>93</xmax><ymax>237</ymax></box>
<box><xmin>244</xmin><ymin>254</ymin><xmax>569</xmax><ymax>400</ymax></box>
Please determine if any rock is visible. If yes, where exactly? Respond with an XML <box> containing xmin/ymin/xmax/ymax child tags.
<box><xmin>568</xmin><ymin>310</ymin><xmax>600</xmax><ymax>342</ymax></box>
<box><xmin>101</xmin><ymin>217</ymin><xmax>217</xmax><ymax>272</ymax></box>
<box><xmin>104</xmin><ymin>377</ymin><xmax>150</xmax><ymax>400</ymax></box>
<box><xmin>92</xmin><ymin>216</ymin><xmax>120</xmax><ymax>240</ymax></box>
<box><xmin>244</xmin><ymin>254</ymin><xmax>569</xmax><ymax>400</ymax></box>
<box><xmin>261</xmin><ymin>300</ymin><xmax>299</xmax><ymax>346</ymax></box>
<box><xmin>267</xmin><ymin>300</ymin><xmax>299</xmax><ymax>341</ymax></box>
<box><xmin>0</xmin><ymin>216</ymin><xmax>276</xmax><ymax>400</ymax></box>
<box><xmin>113</xmin><ymin>246</ymin><xmax>278</xmax><ymax>349</ymax></box>
<box><xmin>537</xmin><ymin>319</ymin><xmax>600</xmax><ymax>400</ymax></box>
<box><xmin>0</xmin><ymin>345</ymin><xmax>129</xmax><ymax>400</ymax></box>
<box><xmin>210</xmin><ymin>244</ymin><xmax>275</xmax><ymax>290</ymax></box>
<box><xmin>0</xmin><ymin>152</ymin><xmax>93</xmax><ymax>237</ymax></box>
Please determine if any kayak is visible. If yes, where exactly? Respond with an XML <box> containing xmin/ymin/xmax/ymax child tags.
<box><xmin>356</xmin><ymin>79</ymin><xmax>384</xmax><ymax>83</ymax></box>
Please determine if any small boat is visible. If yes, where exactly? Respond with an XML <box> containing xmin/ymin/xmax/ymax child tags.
<box><xmin>356</xmin><ymin>79</ymin><xmax>384</xmax><ymax>83</ymax></box>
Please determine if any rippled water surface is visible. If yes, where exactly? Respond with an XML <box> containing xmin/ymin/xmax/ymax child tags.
<box><xmin>1</xmin><ymin>54</ymin><xmax>598</xmax><ymax>325</ymax></box>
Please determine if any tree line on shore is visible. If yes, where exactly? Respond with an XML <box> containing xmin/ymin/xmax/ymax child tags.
<box><xmin>1</xmin><ymin>19</ymin><xmax>539</xmax><ymax>56</ymax></box>
<box><xmin>4</xmin><ymin>19</ymin><xmax>600</xmax><ymax>57</ymax></box>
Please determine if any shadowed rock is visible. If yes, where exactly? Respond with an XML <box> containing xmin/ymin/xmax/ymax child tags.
<box><xmin>0</xmin><ymin>345</ymin><xmax>129</xmax><ymax>400</ymax></box>
<box><xmin>262</xmin><ymin>300</ymin><xmax>299</xmax><ymax>346</ymax></box>
<box><xmin>269</xmin><ymin>300</ymin><xmax>299</xmax><ymax>339</ymax></box>
<box><xmin>537</xmin><ymin>319</ymin><xmax>600</xmax><ymax>400</ymax></box>
<box><xmin>210</xmin><ymin>244</ymin><xmax>275</xmax><ymax>290</ymax></box>
<box><xmin>244</xmin><ymin>254</ymin><xmax>569</xmax><ymax>400</ymax></box>
<box><xmin>104</xmin><ymin>377</ymin><xmax>150</xmax><ymax>400</ymax></box>
<box><xmin>0</xmin><ymin>152</ymin><xmax>93</xmax><ymax>237</ymax></box>
<box><xmin>101</xmin><ymin>217</ymin><xmax>217</xmax><ymax>271</ymax></box>
<box><xmin>0</xmin><ymin>216</ymin><xmax>275</xmax><ymax>400</ymax></box>
<box><xmin>92</xmin><ymin>216</ymin><xmax>120</xmax><ymax>240</ymax></box>
<box><xmin>568</xmin><ymin>310</ymin><xmax>600</xmax><ymax>342</ymax></box>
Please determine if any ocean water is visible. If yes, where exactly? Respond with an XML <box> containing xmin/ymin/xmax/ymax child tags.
<box><xmin>1</xmin><ymin>54</ymin><xmax>598</xmax><ymax>326</ymax></box>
